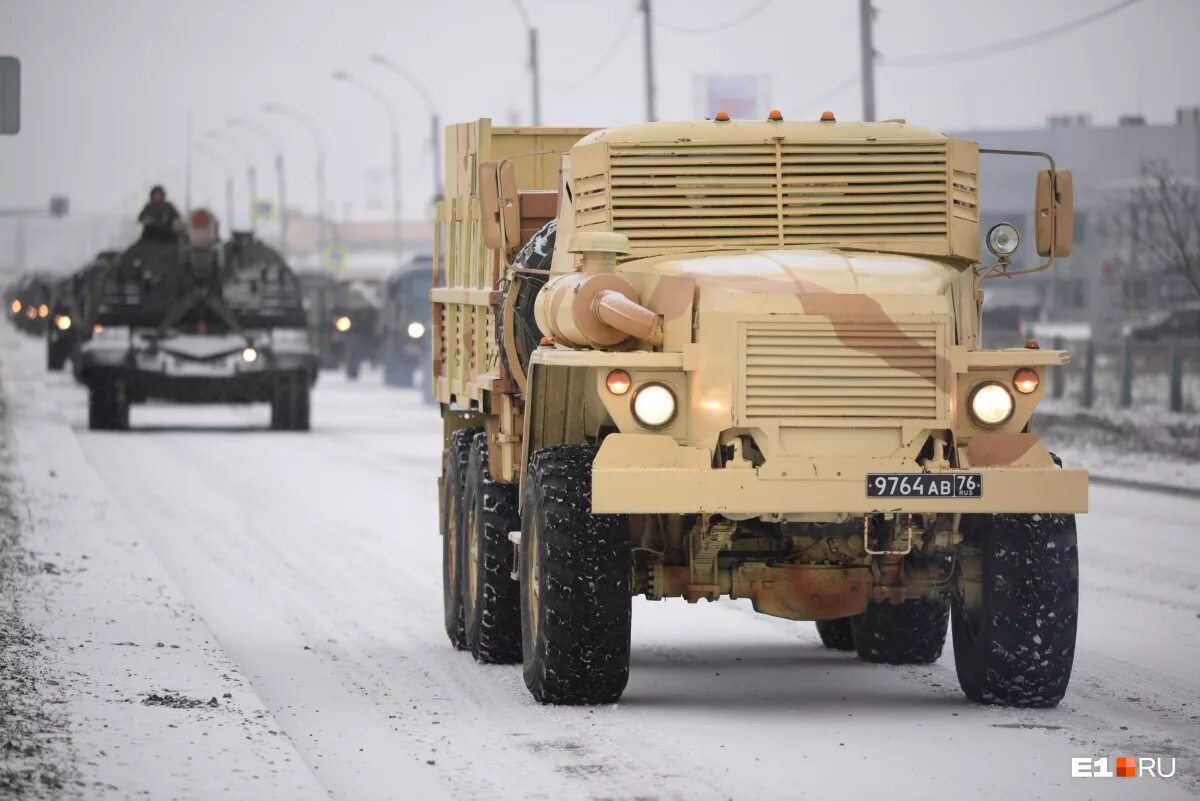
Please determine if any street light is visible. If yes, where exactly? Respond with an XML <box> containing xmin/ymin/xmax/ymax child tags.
<box><xmin>205</xmin><ymin>129</ymin><xmax>257</xmax><ymax>233</ymax></box>
<box><xmin>369</xmin><ymin>53</ymin><xmax>441</xmax><ymax>213</ymax></box>
<box><xmin>264</xmin><ymin>102</ymin><xmax>327</xmax><ymax>265</ymax></box>
<box><xmin>193</xmin><ymin>143</ymin><xmax>236</xmax><ymax>234</ymax></box>
<box><xmin>511</xmin><ymin>0</ymin><xmax>541</xmax><ymax>125</ymax></box>
<box><xmin>333</xmin><ymin>69</ymin><xmax>403</xmax><ymax>268</ymax></box>
<box><xmin>230</xmin><ymin>116</ymin><xmax>289</xmax><ymax>260</ymax></box>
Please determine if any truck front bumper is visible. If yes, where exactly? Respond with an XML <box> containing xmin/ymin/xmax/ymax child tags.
<box><xmin>591</xmin><ymin>434</ymin><xmax>1088</xmax><ymax>515</ymax></box>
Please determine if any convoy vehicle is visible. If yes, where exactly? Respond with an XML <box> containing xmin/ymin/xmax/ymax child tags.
<box><xmin>46</xmin><ymin>250</ymin><xmax>117</xmax><ymax>371</ymax></box>
<box><xmin>380</xmin><ymin>256</ymin><xmax>433</xmax><ymax>388</ymax></box>
<box><xmin>434</xmin><ymin>116</ymin><xmax>1084</xmax><ymax>708</ymax></box>
<box><xmin>5</xmin><ymin>272</ymin><xmax>53</xmax><ymax>335</ymax></box>
<box><xmin>77</xmin><ymin>210</ymin><xmax>316</xmax><ymax>430</ymax></box>
<box><xmin>296</xmin><ymin>268</ymin><xmax>339</xmax><ymax>368</ymax></box>
<box><xmin>328</xmin><ymin>274</ymin><xmax>384</xmax><ymax>380</ymax></box>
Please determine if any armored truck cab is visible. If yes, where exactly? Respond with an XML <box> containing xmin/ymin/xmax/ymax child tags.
<box><xmin>329</xmin><ymin>275</ymin><xmax>384</xmax><ymax>380</ymax></box>
<box><xmin>380</xmin><ymin>256</ymin><xmax>433</xmax><ymax>388</ymax></box>
<box><xmin>46</xmin><ymin>250</ymin><xmax>117</xmax><ymax>371</ymax></box>
<box><xmin>435</xmin><ymin>117</ymin><xmax>1085</xmax><ymax>709</ymax></box>
<box><xmin>78</xmin><ymin>213</ymin><xmax>316</xmax><ymax>430</ymax></box>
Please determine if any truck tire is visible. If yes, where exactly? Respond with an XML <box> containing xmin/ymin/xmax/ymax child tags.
<box><xmin>441</xmin><ymin>427</ymin><xmax>479</xmax><ymax>651</ymax></box>
<box><xmin>852</xmin><ymin>598</ymin><xmax>948</xmax><ymax>664</ymax></box>
<box><xmin>461</xmin><ymin>432</ymin><xmax>522</xmax><ymax>664</ymax></box>
<box><xmin>271</xmin><ymin>373</ymin><xmax>310</xmax><ymax>431</ymax></box>
<box><xmin>345</xmin><ymin>358</ymin><xmax>361</xmax><ymax>381</ymax></box>
<box><xmin>47</xmin><ymin>340</ymin><xmax>68</xmax><ymax>371</ymax></box>
<box><xmin>952</xmin><ymin>513</ymin><xmax>1079</xmax><ymax>708</ymax></box>
<box><xmin>815</xmin><ymin>618</ymin><xmax>855</xmax><ymax>651</ymax></box>
<box><xmin>520</xmin><ymin>445</ymin><xmax>631</xmax><ymax>705</ymax></box>
<box><xmin>88</xmin><ymin>379</ymin><xmax>130</xmax><ymax>431</ymax></box>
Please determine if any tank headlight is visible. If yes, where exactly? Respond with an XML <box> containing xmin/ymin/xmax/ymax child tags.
<box><xmin>631</xmin><ymin>382</ymin><xmax>677</xmax><ymax>429</ymax></box>
<box><xmin>1013</xmin><ymin>367</ymin><xmax>1039</xmax><ymax>395</ymax></box>
<box><xmin>986</xmin><ymin>223</ymin><xmax>1020</xmax><ymax>257</ymax></box>
<box><xmin>407</xmin><ymin>321</ymin><xmax>425</xmax><ymax>339</ymax></box>
<box><xmin>969</xmin><ymin>382</ymin><xmax>1015</xmax><ymax>427</ymax></box>
<box><xmin>334</xmin><ymin>315</ymin><xmax>352</xmax><ymax>332</ymax></box>
<box><xmin>55</xmin><ymin>314</ymin><xmax>72</xmax><ymax>331</ymax></box>
<box><xmin>242</xmin><ymin>347</ymin><xmax>259</xmax><ymax>363</ymax></box>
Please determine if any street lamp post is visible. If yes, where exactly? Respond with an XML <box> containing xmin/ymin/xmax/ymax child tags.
<box><xmin>205</xmin><ymin>130</ymin><xmax>257</xmax><ymax>233</ymax></box>
<box><xmin>511</xmin><ymin>0</ymin><xmax>541</xmax><ymax>125</ymax></box>
<box><xmin>230</xmin><ymin>116</ymin><xmax>289</xmax><ymax>260</ymax></box>
<box><xmin>264</xmin><ymin>102</ymin><xmax>327</xmax><ymax>267</ymax></box>
<box><xmin>194</xmin><ymin>143</ymin><xmax>236</xmax><ymax>233</ymax></box>
<box><xmin>369</xmin><ymin>53</ymin><xmax>442</xmax><ymax>213</ymax></box>
<box><xmin>333</xmin><ymin>70</ymin><xmax>403</xmax><ymax>268</ymax></box>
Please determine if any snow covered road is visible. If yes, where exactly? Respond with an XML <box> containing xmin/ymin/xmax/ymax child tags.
<box><xmin>3</xmin><ymin>331</ymin><xmax>1198</xmax><ymax>800</ymax></box>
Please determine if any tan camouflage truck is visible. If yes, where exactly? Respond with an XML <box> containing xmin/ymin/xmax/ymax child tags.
<box><xmin>433</xmin><ymin>115</ymin><xmax>1085</xmax><ymax>708</ymax></box>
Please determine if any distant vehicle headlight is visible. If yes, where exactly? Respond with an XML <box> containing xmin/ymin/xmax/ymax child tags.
<box><xmin>407</xmin><ymin>321</ymin><xmax>426</xmax><ymax>339</ymax></box>
<box><xmin>242</xmin><ymin>347</ymin><xmax>259</xmax><ymax>363</ymax></box>
<box><xmin>986</xmin><ymin>223</ymin><xmax>1020</xmax><ymax>257</ymax></box>
<box><xmin>334</xmin><ymin>315</ymin><xmax>352</xmax><ymax>332</ymax></box>
<box><xmin>54</xmin><ymin>314</ymin><xmax>72</xmax><ymax>331</ymax></box>
<box><xmin>631</xmin><ymin>383</ymin><xmax>677</xmax><ymax>429</ymax></box>
<box><xmin>969</xmin><ymin>382</ymin><xmax>1015</xmax><ymax>427</ymax></box>
<box><xmin>93</xmin><ymin>323</ymin><xmax>105</xmax><ymax>335</ymax></box>
<box><xmin>38</xmin><ymin>304</ymin><xmax>49</xmax><ymax>318</ymax></box>
<box><xmin>9</xmin><ymin>299</ymin><xmax>21</xmax><ymax>314</ymax></box>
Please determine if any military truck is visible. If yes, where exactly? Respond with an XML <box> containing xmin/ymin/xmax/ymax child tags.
<box><xmin>380</xmin><ymin>256</ymin><xmax>433</xmax><ymax>388</ymax></box>
<box><xmin>296</xmin><ymin>269</ymin><xmax>339</xmax><ymax>368</ymax></box>
<box><xmin>329</xmin><ymin>274</ymin><xmax>384</xmax><ymax>380</ymax></box>
<box><xmin>46</xmin><ymin>250</ymin><xmax>118</xmax><ymax>371</ymax></box>
<box><xmin>78</xmin><ymin>210</ymin><xmax>316</xmax><ymax>430</ymax></box>
<box><xmin>434</xmin><ymin>116</ymin><xmax>1084</xmax><ymax>708</ymax></box>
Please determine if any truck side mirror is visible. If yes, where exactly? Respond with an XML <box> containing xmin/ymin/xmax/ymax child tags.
<box><xmin>1035</xmin><ymin>169</ymin><xmax>1074</xmax><ymax>258</ymax></box>
<box><xmin>478</xmin><ymin>160</ymin><xmax>520</xmax><ymax>255</ymax></box>
<box><xmin>0</xmin><ymin>56</ymin><xmax>18</xmax><ymax>136</ymax></box>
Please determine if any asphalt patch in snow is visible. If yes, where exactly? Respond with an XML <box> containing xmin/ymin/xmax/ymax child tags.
<box><xmin>0</xmin><ymin>393</ymin><xmax>79</xmax><ymax>799</ymax></box>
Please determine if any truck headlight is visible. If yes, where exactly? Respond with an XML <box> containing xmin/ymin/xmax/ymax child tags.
<box><xmin>242</xmin><ymin>347</ymin><xmax>259</xmax><ymax>363</ymax></box>
<box><xmin>632</xmin><ymin>383</ymin><xmax>677</xmax><ymax>429</ymax></box>
<box><xmin>986</xmin><ymin>223</ymin><xmax>1020</xmax><ymax>257</ymax></box>
<box><xmin>969</xmin><ymin>382</ymin><xmax>1015</xmax><ymax>427</ymax></box>
<box><xmin>335</xmin><ymin>315</ymin><xmax>352</xmax><ymax>332</ymax></box>
<box><xmin>55</xmin><ymin>314</ymin><xmax>72</xmax><ymax>331</ymax></box>
<box><xmin>407</xmin><ymin>321</ymin><xmax>425</xmax><ymax>339</ymax></box>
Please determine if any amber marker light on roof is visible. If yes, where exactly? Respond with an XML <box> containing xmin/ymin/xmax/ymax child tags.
<box><xmin>714</xmin><ymin>111</ymin><xmax>730</xmax><ymax>122</ymax></box>
<box><xmin>820</xmin><ymin>110</ymin><xmax>836</xmax><ymax>122</ymax></box>
<box><xmin>768</xmin><ymin>109</ymin><xmax>783</xmax><ymax>121</ymax></box>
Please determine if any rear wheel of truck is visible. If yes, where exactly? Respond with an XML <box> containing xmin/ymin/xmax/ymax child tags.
<box><xmin>951</xmin><ymin>513</ymin><xmax>1079</xmax><ymax>708</ymax></box>
<box><xmin>852</xmin><ymin>598</ymin><xmax>948</xmax><ymax>664</ymax></box>
<box><xmin>441</xmin><ymin>427</ymin><xmax>479</xmax><ymax>651</ymax></box>
<box><xmin>520</xmin><ymin>445</ymin><xmax>631</xmax><ymax>705</ymax></box>
<box><xmin>815</xmin><ymin>618</ymin><xmax>855</xmax><ymax>651</ymax></box>
<box><xmin>271</xmin><ymin>373</ymin><xmax>310</xmax><ymax>431</ymax></box>
<box><xmin>345</xmin><ymin>358</ymin><xmax>361</xmax><ymax>381</ymax></box>
<box><xmin>461</xmin><ymin>432</ymin><xmax>522</xmax><ymax>664</ymax></box>
<box><xmin>87</xmin><ymin>379</ymin><xmax>130</xmax><ymax>431</ymax></box>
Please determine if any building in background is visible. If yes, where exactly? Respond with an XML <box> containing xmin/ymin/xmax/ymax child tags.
<box><xmin>957</xmin><ymin>108</ymin><xmax>1200</xmax><ymax>346</ymax></box>
<box><xmin>692</xmin><ymin>74</ymin><xmax>771</xmax><ymax>120</ymax></box>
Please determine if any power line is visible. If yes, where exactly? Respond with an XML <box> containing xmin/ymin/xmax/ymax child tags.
<box><xmin>656</xmin><ymin>0</ymin><xmax>775</xmax><ymax>34</ymax></box>
<box><xmin>548</xmin><ymin>6</ymin><xmax>640</xmax><ymax>89</ymax></box>
<box><xmin>882</xmin><ymin>0</ymin><xmax>1145</xmax><ymax>66</ymax></box>
<box><xmin>796</xmin><ymin>72</ymin><xmax>861</xmax><ymax>112</ymax></box>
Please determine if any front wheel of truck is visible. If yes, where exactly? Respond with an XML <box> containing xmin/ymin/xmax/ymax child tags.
<box><xmin>461</xmin><ymin>432</ymin><xmax>522</xmax><ymax>664</ymax></box>
<box><xmin>270</xmin><ymin>373</ymin><xmax>310</xmax><ymax>431</ymax></box>
<box><xmin>87</xmin><ymin>379</ymin><xmax>130</xmax><ymax>431</ymax></box>
<box><xmin>441</xmin><ymin>427</ymin><xmax>479</xmax><ymax>651</ymax></box>
<box><xmin>815</xmin><ymin>618</ymin><xmax>855</xmax><ymax>651</ymax></box>
<box><xmin>520</xmin><ymin>445</ymin><xmax>631</xmax><ymax>705</ymax></box>
<box><xmin>951</xmin><ymin>513</ymin><xmax>1079</xmax><ymax>708</ymax></box>
<box><xmin>852</xmin><ymin>598</ymin><xmax>948</xmax><ymax>664</ymax></box>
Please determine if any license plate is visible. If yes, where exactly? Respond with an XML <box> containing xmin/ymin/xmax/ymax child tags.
<box><xmin>866</xmin><ymin>473</ymin><xmax>982</xmax><ymax>498</ymax></box>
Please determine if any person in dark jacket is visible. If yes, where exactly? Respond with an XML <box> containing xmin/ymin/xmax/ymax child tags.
<box><xmin>137</xmin><ymin>185</ymin><xmax>183</xmax><ymax>243</ymax></box>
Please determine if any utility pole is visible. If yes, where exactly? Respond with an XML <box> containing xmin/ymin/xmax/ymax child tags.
<box><xmin>230</xmin><ymin>117</ymin><xmax>289</xmax><ymax>259</ymax></box>
<box><xmin>369</xmin><ymin>54</ymin><xmax>443</xmax><ymax>211</ymax></box>
<box><xmin>264</xmin><ymin>103</ymin><xmax>327</xmax><ymax>267</ymax></box>
<box><xmin>858</xmin><ymin>0</ymin><xmax>876</xmax><ymax>122</ymax></box>
<box><xmin>530</xmin><ymin>28</ymin><xmax>542</xmax><ymax>125</ymax></box>
<box><xmin>640</xmin><ymin>0</ymin><xmax>657</xmax><ymax>122</ymax></box>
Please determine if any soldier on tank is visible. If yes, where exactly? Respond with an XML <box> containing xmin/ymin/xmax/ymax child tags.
<box><xmin>137</xmin><ymin>185</ymin><xmax>183</xmax><ymax>243</ymax></box>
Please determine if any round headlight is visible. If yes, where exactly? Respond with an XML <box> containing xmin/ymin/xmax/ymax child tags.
<box><xmin>334</xmin><ymin>315</ymin><xmax>352</xmax><ymax>332</ymax></box>
<box><xmin>38</xmin><ymin>304</ymin><xmax>49</xmax><ymax>318</ymax></box>
<box><xmin>1013</xmin><ymin>367</ymin><xmax>1039</xmax><ymax>395</ymax></box>
<box><xmin>55</xmin><ymin>315</ymin><xmax>72</xmax><ymax>331</ymax></box>
<box><xmin>631</xmin><ymin>383</ymin><xmax>677</xmax><ymax>429</ymax></box>
<box><xmin>986</xmin><ymin>223</ymin><xmax>1020</xmax><ymax>257</ymax></box>
<box><xmin>969</xmin><ymin>382</ymin><xmax>1015</xmax><ymax>427</ymax></box>
<box><xmin>605</xmin><ymin>369</ymin><xmax>631</xmax><ymax>396</ymax></box>
<box><xmin>241</xmin><ymin>347</ymin><xmax>259</xmax><ymax>363</ymax></box>
<box><xmin>407</xmin><ymin>321</ymin><xmax>426</xmax><ymax>339</ymax></box>
<box><xmin>9</xmin><ymin>299</ymin><xmax>21</xmax><ymax>314</ymax></box>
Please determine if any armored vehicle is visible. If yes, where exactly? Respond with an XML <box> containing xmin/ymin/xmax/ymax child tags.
<box><xmin>380</xmin><ymin>256</ymin><xmax>433</xmax><ymax>388</ymax></box>
<box><xmin>78</xmin><ymin>210</ymin><xmax>316</xmax><ymax>430</ymax></box>
<box><xmin>5</xmin><ymin>272</ymin><xmax>53</xmax><ymax>335</ymax></box>
<box><xmin>329</xmin><ymin>275</ymin><xmax>384</xmax><ymax>380</ymax></box>
<box><xmin>296</xmin><ymin>269</ymin><xmax>339</xmax><ymax>368</ymax></box>
<box><xmin>46</xmin><ymin>250</ymin><xmax>118</xmax><ymax>371</ymax></box>
<box><xmin>434</xmin><ymin>116</ymin><xmax>1086</xmax><ymax>708</ymax></box>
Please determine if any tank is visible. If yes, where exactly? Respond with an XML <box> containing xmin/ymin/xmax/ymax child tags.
<box><xmin>77</xmin><ymin>211</ymin><xmax>317</xmax><ymax>430</ymax></box>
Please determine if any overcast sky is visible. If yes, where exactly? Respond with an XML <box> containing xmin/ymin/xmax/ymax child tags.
<box><xmin>1</xmin><ymin>0</ymin><xmax>1198</xmax><ymax>221</ymax></box>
